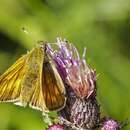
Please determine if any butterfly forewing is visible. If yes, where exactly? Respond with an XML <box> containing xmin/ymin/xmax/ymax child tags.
<box><xmin>42</xmin><ymin>53</ymin><xmax>66</xmax><ymax>111</ymax></box>
<box><xmin>0</xmin><ymin>55</ymin><xmax>27</xmax><ymax>102</ymax></box>
<box><xmin>25</xmin><ymin>46</ymin><xmax>48</xmax><ymax>111</ymax></box>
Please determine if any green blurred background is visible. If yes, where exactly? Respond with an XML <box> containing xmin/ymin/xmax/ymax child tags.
<box><xmin>0</xmin><ymin>0</ymin><xmax>130</xmax><ymax>130</ymax></box>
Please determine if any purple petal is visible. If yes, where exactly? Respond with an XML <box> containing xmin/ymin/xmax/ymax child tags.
<box><xmin>101</xmin><ymin>118</ymin><xmax>119</xmax><ymax>130</ymax></box>
<box><xmin>46</xmin><ymin>124</ymin><xmax>65</xmax><ymax>130</ymax></box>
<box><xmin>46</xmin><ymin>38</ymin><xmax>96</xmax><ymax>99</ymax></box>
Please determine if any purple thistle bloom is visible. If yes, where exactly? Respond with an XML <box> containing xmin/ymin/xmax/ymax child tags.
<box><xmin>70</xmin><ymin>98</ymin><xmax>100</xmax><ymax>129</ymax></box>
<box><xmin>46</xmin><ymin>124</ymin><xmax>65</xmax><ymax>130</ymax></box>
<box><xmin>46</xmin><ymin>38</ymin><xmax>96</xmax><ymax>99</ymax></box>
<box><xmin>101</xmin><ymin>118</ymin><xmax>119</xmax><ymax>130</ymax></box>
<box><xmin>46</xmin><ymin>38</ymin><xmax>100</xmax><ymax>129</ymax></box>
<box><xmin>45</xmin><ymin>38</ymin><xmax>130</xmax><ymax>130</ymax></box>
<box><xmin>101</xmin><ymin>118</ymin><xmax>130</xmax><ymax>130</ymax></box>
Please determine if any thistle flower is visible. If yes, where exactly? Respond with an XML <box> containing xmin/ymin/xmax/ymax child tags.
<box><xmin>47</xmin><ymin>38</ymin><xmax>96</xmax><ymax>99</ymax></box>
<box><xmin>46</xmin><ymin>38</ymin><xmax>100</xmax><ymax>129</ymax></box>
<box><xmin>46</xmin><ymin>124</ymin><xmax>65</xmax><ymax>130</ymax></box>
<box><xmin>70</xmin><ymin>98</ymin><xmax>100</xmax><ymax>129</ymax></box>
<box><xmin>101</xmin><ymin>117</ymin><xmax>130</xmax><ymax>130</ymax></box>
<box><xmin>46</xmin><ymin>38</ymin><xmax>130</xmax><ymax>130</ymax></box>
<box><xmin>101</xmin><ymin>118</ymin><xmax>119</xmax><ymax>130</ymax></box>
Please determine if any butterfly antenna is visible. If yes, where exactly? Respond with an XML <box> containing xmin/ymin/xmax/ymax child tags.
<box><xmin>21</xmin><ymin>27</ymin><xmax>29</xmax><ymax>35</ymax></box>
<box><xmin>21</xmin><ymin>27</ymin><xmax>37</xmax><ymax>47</ymax></box>
<box><xmin>82</xmin><ymin>47</ymin><xmax>87</xmax><ymax>59</ymax></box>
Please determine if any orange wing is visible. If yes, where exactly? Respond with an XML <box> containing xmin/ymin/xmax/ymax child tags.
<box><xmin>42</xmin><ymin>54</ymin><xmax>66</xmax><ymax>111</ymax></box>
<box><xmin>0</xmin><ymin>55</ymin><xmax>27</xmax><ymax>102</ymax></box>
<box><xmin>0</xmin><ymin>44</ymin><xmax>66</xmax><ymax>112</ymax></box>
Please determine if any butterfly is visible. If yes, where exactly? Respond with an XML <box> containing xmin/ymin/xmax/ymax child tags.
<box><xmin>0</xmin><ymin>43</ymin><xmax>66</xmax><ymax>112</ymax></box>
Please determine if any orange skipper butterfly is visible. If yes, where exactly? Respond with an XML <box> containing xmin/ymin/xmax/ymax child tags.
<box><xmin>0</xmin><ymin>43</ymin><xmax>66</xmax><ymax>112</ymax></box>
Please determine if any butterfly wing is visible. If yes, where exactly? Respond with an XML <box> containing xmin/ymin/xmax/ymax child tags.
<box><xmin>0</xmin><ymin>44</ymin><xmax>66</xmax><ymax>112</ymax></box>
<box><xmin>0</xmin><ymin>55</ymin><xmax>27</xmax><ymax>102</ymax></box>
<box><xmin>42</xmin><ymin>53</ymin><xmax>66</xmax><ymax>111</ymax></box>
<box><xmin>29</xmin><ymin>80</ymin><xmax>47</xmax><ymax>111</ymax></box>
<box><xmin>29</xmin><ymin>45</ymin><xmax>66</xmax><ymax>112</ymax></box>
<box><xmin>27</xmin><ymin>46</ymin><xmax>48</xmax><ymax>111</ymax></box>
<box><xmin>0</xmin><ymin>45</ymin><xmax>47</xmax><ymax>111</ymax></box>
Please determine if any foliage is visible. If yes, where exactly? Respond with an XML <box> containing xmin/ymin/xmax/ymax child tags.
<box><xmin>0</xmin><ymin>0</ymin><xmax>130</xmax><ymax>130</ymax></box>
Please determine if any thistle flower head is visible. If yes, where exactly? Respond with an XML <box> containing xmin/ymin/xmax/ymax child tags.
<box><xmin>46</xmin><ymin>38</ymin><xmax>96</xmax><ymax>99</ymax></box>
<box><xmin>46</xmin><ymin>124</ymin><xmax>65</xmax><ymax>130</ymax></box>
<box><xmin>101</xmin><ymin>118</ymin><xmax>119</xmax><ymax>130</ymax></box>
<box><xmin>70</xmin><ymin>98</ymin><xmax>100</xmax><ymax>129</ymax></box>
